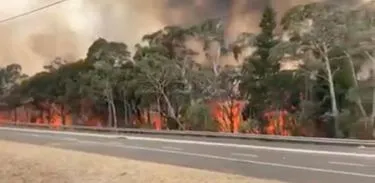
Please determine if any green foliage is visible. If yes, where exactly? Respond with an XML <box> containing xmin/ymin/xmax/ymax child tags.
<box><xmin>0</xmin><ymin>64</ymin><xmax>26</xmax><ymax>97</ymax></box>
<box><xmin>239</xmin><ymin>118</ymin><xmax>261</xmax><ymax>133</ymax></box>
<box><xmin>241</xmin><ymin>5</ymin><xmax>295</xmax><ymax>131</ymax></box>
<box><xmin>86</xmin><ymin>38</ymin><xmax>131</xmax><ymax>65</ymax></box>
<box><xmin>183</xmin><ymin>102</ymin><xmax>218</xmax><ymax>131</ymax></box>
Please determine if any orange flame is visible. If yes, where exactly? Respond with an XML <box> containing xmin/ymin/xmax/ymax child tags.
<box><xmin>265</xmin><ymin>110</ymin><xmax>291</xmax><ymax>136</ymax></box>
<box><xmin>210</xmin><ymin>100</ymin><xmax>245</xmax><ymax>133</ymax></box>
<box><xmin>0</xmin><ymin>99</ymin><xmax>301</xmax><ymax>135</ymax></box>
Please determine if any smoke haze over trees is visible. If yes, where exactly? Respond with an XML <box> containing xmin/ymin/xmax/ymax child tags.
<box><xmin>1</xmin><ymin>0</ymin><xmax>375</xmax><ymax>139</ymax></box>
<box><xmin>1</xmin><ymin>0</ymin><xmax>363</xmax><ymax>75</ymax></box>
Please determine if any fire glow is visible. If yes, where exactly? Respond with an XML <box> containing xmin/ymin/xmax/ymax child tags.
<box><xmin>0</xmin><ymin>99</ymin><xmax>299</xmax><ymax>136</ymax></box>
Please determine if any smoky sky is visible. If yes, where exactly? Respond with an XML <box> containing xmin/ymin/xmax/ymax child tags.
<box><xmin>0</xmin><ymin>0</ymin><xmax>366</xmax><ymax>75</ymax></box>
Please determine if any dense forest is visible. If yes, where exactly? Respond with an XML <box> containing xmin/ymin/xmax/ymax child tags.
<box><xmin>1</xmin><ymin>2</ymin><xmax>375</xmax><ymax>139</ymax></box>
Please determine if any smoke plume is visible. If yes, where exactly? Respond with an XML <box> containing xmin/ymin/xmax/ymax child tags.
<box><xmin>0</xmin><ymin>0</ymin><xmax>361</xmax><ymax>75</ymax></box>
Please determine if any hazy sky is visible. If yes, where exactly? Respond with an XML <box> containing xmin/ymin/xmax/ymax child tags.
<box><xmin>0</xmin><ymin>0</ymin><xmax>362</xmax><ymax>75</ymax></box>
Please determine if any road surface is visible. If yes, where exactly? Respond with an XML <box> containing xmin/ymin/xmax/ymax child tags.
<box><xmin>0</xmin><ymin>127</ymin><xmax>374</xmax><ymax>183</ymax></box>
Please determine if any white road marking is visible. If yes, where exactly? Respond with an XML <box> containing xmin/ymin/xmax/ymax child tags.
<box><xmin>20</xmin><ymin>133</ymin><xmax>62</xmax><ymax>140</ymax></box>
<box><xmin>20</xmin><ymin>132</ymin><xmax>76</xmax><ymax>142</ymax></box>
<box><xmin>1</xmin><ymin>127</ymin><xmax>375</xmax><ymax>158</ymax></box>
<box><xmin>329</xmin><ymin>161</ymin><xmax>366</xmax><ymax>167</ymax></box>
<box><xmin>162</xmin><ymin>146</ymin><xmax>182</xmax><ymax>151</ymax></box>
<box><xmin>63</xmin><ymin>137</ymin><xmax>77</xmax><ymax>141</ymax></box>
<box><xmin>109</xmin><ymin>142</ymin><xmax>124</xmax><ymax>146</ymax></box>
<box><xmin>76</xmin><ymin>140</ymin><xmax>101</xmax><ymax>145</ymax></box>
<box><xmin>231</xmin><ymin>153</ymin><xmax>258</xmax><ymax>158</ymax></box>
<box><xmin>0</xmin><ymin>127</ymin><xmax>119</xmax><ymax>139</ymax></box>
<box><xmin>123</xmin><ymin>136</ymin><xmax>375</xmax><ymax>158</ymax></box>
<box><xmin>75</xmin><ymin>140</ymin><xmax>375</xmax><ymax>178</ymax></box>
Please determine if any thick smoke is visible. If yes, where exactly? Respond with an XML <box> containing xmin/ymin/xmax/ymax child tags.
<box><xmin>0</xmin><ymin>0</ymin><xmax>362</xmax><ymax>75</ymax></box>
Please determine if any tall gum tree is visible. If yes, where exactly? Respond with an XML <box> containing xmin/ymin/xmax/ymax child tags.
<box><xmin>275</xmin><ymin>2</ymin><xmax>363</xmax><ymax>137</ymax></box>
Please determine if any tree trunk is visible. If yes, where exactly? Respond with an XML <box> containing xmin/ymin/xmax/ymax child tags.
<box><xmin>371</xmin><ymin>85</ymin><xmax>375</xmax><ymax>129</ymax></box>
<box><xmin>39</xmin><ymin>110</ymin><xmax>44</xmax><ymax>124</ymax></box>
<box><xmin>14</xmin><ymin>108</ymin><xmax>18</xmax><ymax>122</ymax></box>
<box><xmin>304</xmin><ymin>75</ymin><xmax>308</xmax><ymax>100</ymax></box>
<box><xmin>213</xmin><ymin>46</ymin><xmax>221</xmax><ymax>77</ymax></box>
<box><xmin>105</xmin><ymin>81</ymin><xmax>114</xmax><ymax>127</ymax></box>
<box><xmin>107</xmin><ymin>102</ymin><xmax>112</xmax><ymax>127</ymax></box>
<box><xmin>346</xmin><ymin>52</ymin><xmax>367</xmax><ymax>118</ymax></box>
<box><xmin>363</xmin><ymin>52</ymin><xmax>375</xmax><ymax>138</ymax></box>
<box><xmin>123</xmin><ymin>99</ymin><xmax>128</xmax><ymax>127</ymax></box>
<box><xmin>161</xmin><ymin>92</ymin><xmax>184</xmax><ymax>130</ymax></box>
<box><xmin>48</xmin><ymin>107</ymin><xmax>52</xmax><ymax>124</ymax></box>
<box><xmin>371</xmin><ymin>57</ymin><xmax>375</xmax><ymax>137</ymax></box>
<box><xmin>147</xmin><ymin>108</ymin><xmax>151</xmax><ymax>125</ymax></box>
<box><xmin>157</xmin><ymin>96</ymin><xmax>163</xmax><ymax>129</ymax></box>
<box><xmin>61</xmin><ymin>104</ymin><xmax>66</xmax><ymax>125</ymax></box>
<box><xmin>324</xmin><ymin>55</ymin><xmax>340</xmax><ymax>137</ymax></box>
<box><xmin>110</xmin><ymin>101</ymin><xmax>117</xmax><ymax>128</ymax></box>
<box><xmin>123</xmin><ymin>90</ymin><xmax>128</xmax><ymax>126</ymax></box>
<box><xmin>25</xmin><ymin>106</ymin><xmax>30</xmax><ymax>122</ymax></box>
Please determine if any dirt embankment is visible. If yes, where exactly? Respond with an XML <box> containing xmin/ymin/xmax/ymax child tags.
<box><xmin>0</xmin><ymin>140</ymin><xmax>285</xmax><ymax>183</ymax></box>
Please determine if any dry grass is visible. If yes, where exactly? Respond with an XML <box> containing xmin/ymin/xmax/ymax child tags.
<box><xmin>0</xmin><ymin>140</ymin><xmax>285</xmax><ymax>183</ymax></box>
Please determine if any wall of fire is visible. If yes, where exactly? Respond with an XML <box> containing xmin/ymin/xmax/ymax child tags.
<box><xmin>0</xmin><ymin>100</ymin><xmax>311</xmax><ymax>136</ymax></box>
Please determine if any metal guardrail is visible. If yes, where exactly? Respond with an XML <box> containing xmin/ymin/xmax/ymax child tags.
<box><xmin>1</xmin><ymin>122</ymin><xmax>375</xmax><ymax>147</ymax></box>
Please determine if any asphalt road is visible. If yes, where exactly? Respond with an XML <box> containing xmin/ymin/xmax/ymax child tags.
<box><xmin>0</xmin><ymin>127</ymin><xmax>374</xmax><ymax>183</ymax></box>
